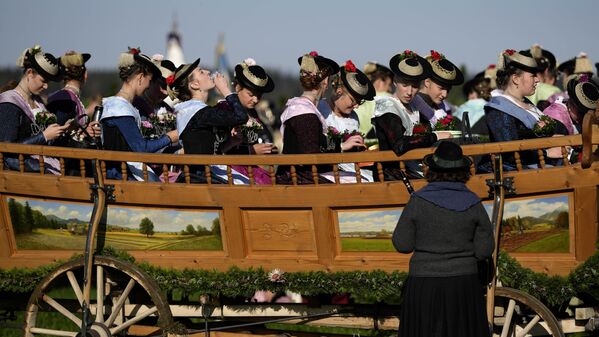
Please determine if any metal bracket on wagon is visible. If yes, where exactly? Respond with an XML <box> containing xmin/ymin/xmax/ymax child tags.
<box><xmin>486</xmin><ymin>176</ymin><xmax>515</xmax><ymax>199</ymax></box>
<box><xmin>89</xmin><ymin>183</ymin><xmax>116</xmax><ymax>202</ymax></box>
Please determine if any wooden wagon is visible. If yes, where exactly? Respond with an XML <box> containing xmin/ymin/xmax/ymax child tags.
<box><xmin>1</xmin><ymin>113</ymin><xmax>598</xmax><ymax>336</ymax></box>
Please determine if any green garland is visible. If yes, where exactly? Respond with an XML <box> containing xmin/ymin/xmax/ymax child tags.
<box><xmin>1</xmin><ymin>247</ymin><xmax>597</xmax><ymax>308</ymax></box>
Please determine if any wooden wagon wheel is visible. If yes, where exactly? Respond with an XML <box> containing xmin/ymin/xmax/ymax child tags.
<box><xmin>24</xmin><ymin>255</ymin><xmax>174</xmax><ymax>337</ymax></box>
<box><xmin>493</xmin><ymin>287</ymin><xmax>564</xmax><ymax>337</ymax></box>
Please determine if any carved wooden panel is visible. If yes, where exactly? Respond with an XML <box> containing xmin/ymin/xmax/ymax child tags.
<box><xmin>242</xmin><ymin>210</ymin><xmax>316</xmax><ymax>256</ymax></box>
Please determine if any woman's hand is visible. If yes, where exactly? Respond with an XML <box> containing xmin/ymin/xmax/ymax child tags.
<box><xmin>166</xmin><ymin>130</ymin><xmax>179</xmax><ymax>144</ymax></box>
<box><xmin>213</xmin><ymin>72</ymin><xmax>232</xmax><ymax>97</ymax></box>
<box><xmin>43</xmin><ymin>123</ymin><xmax>69</xmax><ymax>141</ymax></box>
<box><xmin>85</xmin><ymin>121</ymin><xmax>101</xmax><ymax>138</ymax></box>
<box><xmin>434</xmin><ymin>131</ymin><xmax>454</xmax><ymax>139</ymax></box>
<box><xmin>341</xmin><ymin>135</ymin><xmax>365</xmax><ymax>152</ymax></box>
<box><xmin>252</xmin><ymin>143</ymin><xmax>275</xmax><ymax>155</ymax></box>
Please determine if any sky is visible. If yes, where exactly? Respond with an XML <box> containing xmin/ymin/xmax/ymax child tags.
<box><xmin>1</xmin><ymin>0</ymin><xmax>598</xmax><ymax>77</ymax></box>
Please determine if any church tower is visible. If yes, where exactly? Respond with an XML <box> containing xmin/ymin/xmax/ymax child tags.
<box><xmin>166</xmin><ymin>15</ymin><xmax>185</xmax><ymax>67</ymax></box>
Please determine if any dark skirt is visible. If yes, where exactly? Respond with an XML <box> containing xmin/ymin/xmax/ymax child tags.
<box><xmin>399</xmin><ymin>273</ymin><xmax>490</xmax><ymax>337</ymax></box>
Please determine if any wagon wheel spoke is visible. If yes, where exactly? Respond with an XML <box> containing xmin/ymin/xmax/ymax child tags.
<box><xmin>110</xmin><ymin>306</ymin><xmax>159</xmax><ymax>335</ymax></box>
<box><xmin>66</xmin><ymin>271</ymin><xmax>83</xmax><ymax>306</ymax></box>
<box><xmin>500</xmin><ymin>299</ymin><xmax>516</xmax><ymax>337</ymax></box>
<box><xmin>28</xmin><ymin>327</ymin><xmax>78</xmax><ymax>336</ymax></box>
<box><xmin>105</xmin><ymin>278</ymin><xmax>136</xmax><ymax>327</ymax></box>
<box><xmin>95</xmin><ymin>265</ymin><xmax>105</xmax><ymax>323</ymax></box>
<box><xmin>42</xmin><ymin>294</ymin><xmax>82</xmax><ymax>327</ymax></box>
<box><xmin>493</xmin><ymin>287</ymin><xmax>564</xmax><ymax>337</ymax></box>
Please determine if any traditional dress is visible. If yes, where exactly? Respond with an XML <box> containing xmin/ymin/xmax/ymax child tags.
<box><xmin>319</xmin><ymin>100</ymin><xmax>373</xmax><ymax>183</ymax></box>
<box><xmin>0</xmin><ymin>89</ymin><xmax>61</xmax><ymax>174</ymax></box>
<box><xmin>372</xmin><ymin>95</ymin><xmax>436</xmax><ymax>179</ymax></box>
<box><xmin>100</xmin><ymin>96</ymin><xmax>171</xmax><ymax>181</ymax></box>
<box><xmin>354</xmin><ymin>91</ymin><xmax>391</xmax><ymax>138</ymax></box>
<box><xmin>176</xmin><ymin>94</ymin><xmax>249</xmax><ymax>184</ymax></box>
<box><xmin>277</xmin><ymin>96</ymin><xmax>331</xmax><ymax>184</ymax></box>
<box><xmin>484</xmin><ymin>91</ymin><xmax>567</xmax><ymax>169</ymax></box>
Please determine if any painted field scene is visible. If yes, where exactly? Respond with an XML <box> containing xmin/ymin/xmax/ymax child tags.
<box><xmin>484</xmin><ymin>194</ymin><xmax>570</xmax><ymax>253</ymax></box>
<box><xmin>338</xmin><ymin>209</ymin><xmax>402</xmax><ymax>252</ymax></box>
<box><xmin>338</xmin><ymin>194</ymin><xmax>570</xmax><ymax>253</ymax></box>
<box><xmin>8</xmin><ymin>197</ymin><xmax>222</xmax><ymax>251</ymax></box>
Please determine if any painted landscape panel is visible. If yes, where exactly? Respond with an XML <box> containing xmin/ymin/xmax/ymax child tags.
<box><xmin>338</xmin><ymin>194</ymin><xmax>570</xmax><ymax>253</ymax></box>
<box><xmin>8</xmin><ymin>197</ymin><xmax>222</xmax><ymax>251</ymax></box>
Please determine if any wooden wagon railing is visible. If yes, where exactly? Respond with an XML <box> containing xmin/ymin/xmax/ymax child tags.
<box><xmin>0</xmin><ymin>133</ymin><xmax>598</xmax><ymax>276</ymax></box>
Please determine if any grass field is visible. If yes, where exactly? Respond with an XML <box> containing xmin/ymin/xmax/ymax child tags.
<box><xmin>16</xmin><ymin>229</ymin><xmax>223</xmax><ymax>251</ymax></box>
<box><xmin>514</xmin><ymin>230</ymin><xmax>570</xmax><ymax>253</ymax></box>
<box><xmin>340</xmin><ymin>237</ymin><xmax>394</xmax><ymax>251</ymax></box>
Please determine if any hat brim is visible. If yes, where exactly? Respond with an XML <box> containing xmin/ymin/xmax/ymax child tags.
<box><xmin>31</xmin><ymin>53</ymin><xmax>62</xmax><ymax>82</ymax></box>
<box><xmin>389</xmin><ymin>55</ymin><xmax>431</xmax><ymax>82</ymax></box>
<box><xmin>297</xmin><ymin>55</ymin><xmax>340</xmax><ymax>76</ymax></box>
<box><xmin>234</xmin><ymin>64</ymin><xmax>274</xmax><ymax>93</ymax></box>
<box><xmin>340</xmin><ymin>68</ymin><xmax>375</xmax><ymax>101</ymax></box>
<box><xmin>134</xmin><ymin>53</ymin><xmax>161</xmax><ymax>78</ymax></box>
<box><xmin>173</xmin><ymin>58</ymin><xmax>200</xmax><ymax>87</ymax></box>
<box><xmin>82</xmin><ymin>53</ymin><xmax>91</xmax><ymax>63</ymax></box>
<box><xmin>429</xmin><ymin>59</ymin><xmax>464</xmax><ymax>86</ymax></box>
<box><xmin>423</xmin><ymin>153</ymin><xmax>472</xmax><ymax>171</ymax></box>
<box><xmin>557</xmin><ymin>58</ymin><xmax>575</xmax><ymax>73</ymax></box>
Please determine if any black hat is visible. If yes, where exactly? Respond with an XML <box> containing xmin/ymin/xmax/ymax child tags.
<box><xmin>567</xmin><ymin>75</ymin><xmax>599</xmax><ymax>112</ymax></box>
<box><xmin>118</xmin><ymin>47</ymin><xmax>161</xmax><ymax>78</ymax></box>
<box><xmin>149</xmin><ymin>55</ymin><xmax>176</xmax><ymax>81</ymax></box>
<box><xmin>363</xmin><ymin>61</ymin><xmax>394</xmax><ymax>79</ymax></box>
<box><xmin>339</xmin><ymin>60</ymin><xmax>375</xmax><ymax>102</ymax></box>
<box><xmin>425</xmin><ymin>50</ymin><xmax>464</xmax><ymax>86</ymax></box>
<box><xmin>423</xmin><ymin>141</ymin><xmax>472</xmax><ymax>171</ymax></box>
<box><xmin>166</xmin><ymin>58</ymin><xmax>200</xmax><ymax>100</ymax></box>
<box><xmin>557</xmin><ymin>58</ymin><xmax>575</xmax><ymax>74</ymax></box>
<box><xmin>498</xmin><ymin>49</ymin><xmax>540</xmax><ymax>74</ymax></box>
<box><xmin>297</xmin><ymin>51</ymin><xmax>339</xmax><ymax>77</ymax></box>
<box><xmin>529</xmin><ymin>44</ymin><xmax>556</xmax><ymax>72</ymax></box>
<box><xmin>389</xmin><ymin>50</ymin><xmax>431</xmax><ymax>82</ymax></box>
<box><xmin>17</xmin><ymin>45</ymin><xmax>61</xmax><ymax>82</ymax></box>
<box><xmin>462</xmin><ymin>71</ymin><xmax>487</xmax><ymax>97</ymax></box>
<box><xmin>234</xmin><ymin>58</ymin><xmax>274</xmax><ymax>93</ymax></box>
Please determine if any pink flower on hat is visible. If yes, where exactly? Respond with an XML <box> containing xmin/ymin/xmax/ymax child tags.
<box><xmin>309</xmin><ymin>51</ymin><xmax>319</xmax><ymax>57</ymax></box>
<box><xmin>128</xmin><ymin>47</ymin><xmax>140</xmax><ymax>55</ymax></box>
<box><xmin>344</xmin><ymin>60</ymin><xmax>357</xmax><ymax>73</ymax></box>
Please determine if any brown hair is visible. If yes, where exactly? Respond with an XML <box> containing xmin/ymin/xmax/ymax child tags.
<box><xmin>175</xmin><ymin>73</ymin><xmax>194</xmax><ymax>101</ymax></box>
<box><xmin>368</xmin><ymin>69</ymin><xmax>393</xmax><ymax>83</ymax></box>
<box><xmin>496</xmin><ymin>65</ymin><xmax>524</xmax><ymax>90</ymax></box>
<box><xmin>62</xmin><ymin>65</ymin><xmax>86</xmax><ymax>83</ymax></box>
<box><xmin>299</xmin><ymin>71</ymin><xmax>327</xmax><ymax>91</ymax></box>
<box><xmin>118</xmin><ymin>62</ymin><xmax>153</xmax><ymax>82</ymax></box>
<box><xmin>424</xmin><ymin>166</ymin><xmax>471</xmax><ymax>183</ymax></box>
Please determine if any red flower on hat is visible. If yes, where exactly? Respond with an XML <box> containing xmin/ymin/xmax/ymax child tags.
<box><xmin>504</xmin><ymin>49</ymin><xmax>516</xmax><ymax>56</ymax></box>
<box><xmin>487</xmin><ymin>64</ymin><xmax>496</xmax><ymax>69</ymax></box>
<box><xmin>344</xmin><ymin>60</ymin><xmax>357</xmax><ymax>73</ymax></box>
<box><xmin>309</xmin><ymin>51</ymin><xmax>319</xmax><ymax>57</ymax></box>
<box><xmin>399</xmin><ymin>50</ymin><xmax>417</xmax><ymax>61</ymax></box>
<box><xmin>430</xmin><ymin>50</ymin><xmax>444</xmax><ymax>61</ymax></box>
<box><xmin>128</xmin><ymin>47</ymin><xmax>140</xmax><ymax>55</ymax></box>
<box><xmin>166</xmin><ymin>74</ymin><xmax>175</xmax><ymax>86</ymax></box>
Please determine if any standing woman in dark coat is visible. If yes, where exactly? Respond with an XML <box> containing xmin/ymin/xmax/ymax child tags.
<box><xmin>0</xmin><ymin>45</ymin><xmax>69</xmax><ymax>172</ymax></box>
<box><xmin>393</xmin><ymin>141</ymin><xmax>494</xmax><ymax>337</ymax></box>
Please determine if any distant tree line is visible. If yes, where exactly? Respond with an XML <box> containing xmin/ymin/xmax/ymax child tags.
<box><xmin>179</xmin><ymin>218</ymin><xmax>221</xmax><ymax>237</ymax></box>
<box><xmin>8</xmin><ymin>199</ymin><xmax>64</xmax><ymax>234</ymax></box>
